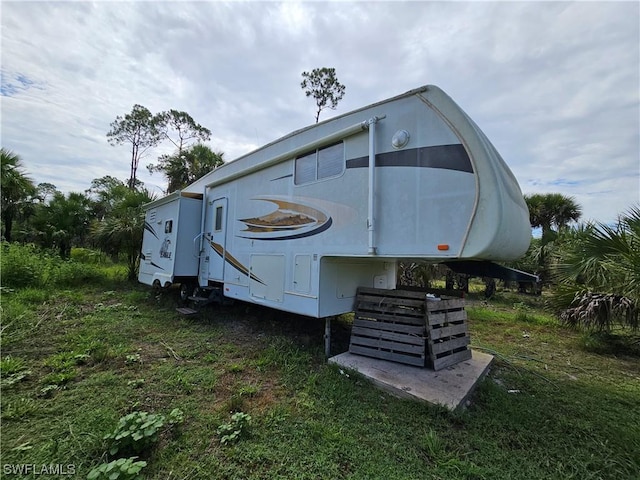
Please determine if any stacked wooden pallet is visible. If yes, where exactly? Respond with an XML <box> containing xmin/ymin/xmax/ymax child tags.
<box><xmin>349</xmin><ymin>287</ymin><xmax>471</xmax><ymax>370</ymax></box>
<box><xmin>425</xmin><ymin>297</ymin><xmax>471</xmax><ymax>370</ymax></box>
<box><xmin>349</xmin><ymin>287</ymin><xmax>427</xmax><ymax>367</ymax></box>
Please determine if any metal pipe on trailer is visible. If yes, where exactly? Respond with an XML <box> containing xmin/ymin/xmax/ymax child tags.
<box><xmin>364</xmin><ymin>115</ymin><xmax>385</xmax><ymax>255</ymax></box>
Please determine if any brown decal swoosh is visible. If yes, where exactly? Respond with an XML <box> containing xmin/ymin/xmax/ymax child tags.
<box><xmin>238</xmin><ymin>198</ymin><xmax>331</xmax><ymax>240</ymax></box>
<box><xmin>210</xmin><ymin>241</ymin><xmax>265</xmax><ymax>285</ymax></box>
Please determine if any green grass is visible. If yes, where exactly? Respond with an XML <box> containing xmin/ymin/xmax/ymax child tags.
<box><xmin>1</xmin><ymin>274</ymin><xmax>639</xmax><ymax>479</ymax></box>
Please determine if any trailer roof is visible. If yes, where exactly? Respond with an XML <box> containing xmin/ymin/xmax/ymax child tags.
<box><xmin>182</xmin><ymin>85</ymin><xmax>433</xmax><ymax>194</ymax></box>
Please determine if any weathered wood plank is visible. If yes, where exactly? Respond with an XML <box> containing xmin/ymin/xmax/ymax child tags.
<box><xmin>354</xmin><ymin>310</ymin><xmax>426</xmax><ymax>326</ymax></box>
<box><xmin>357</xmin><ymin>287</ymin><xmax>429</xmax><ymax>301</ymax></box>
<box><xmin>428</xmin><ymin>322</ymin><xmax>468</xmax><ymax>340</ymax></box>
<box><xmin>357</xmin><ymin>293</ymin><xmax>425</xmax><ymax>309</ymax></box>
<box><xmin>350</xmin><ymin>336</ymin><xmax>426</xmax><ymax>355</ymax></box>
<box><xmin>430</xmin><ymin>349</ymin><xmax>472</xmax><ymax>370</ymax></box>
<box><xmin>351</xmin><ymin>326</ymin><xmax>426</xmax><ymax>346</ymax></box>
<box><xmin>357</xmin><ymin>301</ymin><xmax>424</xmax><ymax>317</ymax></box>
<box><xmin>426</xmin><ymin>298</ymin><xmax>465</xmax><ymax>312</ymax></box>
<box><xmin>426</xmin><ymin>310</ymin><xmax>467</xmax><ymax>326</ymax></box>
<box><xmin>429</xmin><ymin>335</ymin><xmax>470</xmax><ymax>355</ymax></box>
<box><xmin>353</xmin><ymin>318</ymin><xmax>425</xmax><ymax>335</ymax></box>
<box><xmin>349</xmin><ymin>345</ymin><xmax>425</xmax><ymax>367</ymax></box>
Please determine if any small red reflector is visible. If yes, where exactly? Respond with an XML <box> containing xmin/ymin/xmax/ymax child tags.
<box><xmin>437</xmin><ymin>244</ymin><xmax>450</xmax><ymax>251</ymax></box>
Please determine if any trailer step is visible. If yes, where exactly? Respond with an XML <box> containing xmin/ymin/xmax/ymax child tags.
<box><xmin>176</xmin><ymin>307</ymin><xmax>199</xmax><ymax>315</ymax></box>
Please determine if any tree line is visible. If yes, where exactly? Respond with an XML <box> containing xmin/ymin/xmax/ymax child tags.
<box><xmin>107</xmin><ymin>105</ymin><xmax>224</xmax><ymax>192</ymax></box>
<box><xmin>1</xmin><ymin>100</ymin><xmax>224</xmax><ymax>281</ymax></box>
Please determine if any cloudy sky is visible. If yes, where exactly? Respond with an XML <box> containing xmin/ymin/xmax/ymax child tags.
<box><xmin>2</xmin><ymin>1</ymin><xmax>638</xmax><ymax>225</ymax></box>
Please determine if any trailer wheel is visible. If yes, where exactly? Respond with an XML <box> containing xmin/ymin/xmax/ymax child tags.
<box><xmin>179</xmin><ymin>282</ymin><xmax>194</xmax><ymax>303</ymax></box>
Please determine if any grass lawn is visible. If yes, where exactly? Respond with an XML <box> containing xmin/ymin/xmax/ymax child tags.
<box><xmin>1</xmin><ymin>280</ymin><xmax>639</xmax><ymax>479</ymax></box>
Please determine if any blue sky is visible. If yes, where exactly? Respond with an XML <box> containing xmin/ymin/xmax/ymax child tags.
<box><xmin>1</xmin><ymin>1</ymin><xmax>639</xmax><ymax>225</ymax></box>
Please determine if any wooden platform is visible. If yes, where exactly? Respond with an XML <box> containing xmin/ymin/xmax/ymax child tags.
<box><xmin>329</xmin><ymin>349</ymin><xmax>493</xmax><ymax>411</ymax></box>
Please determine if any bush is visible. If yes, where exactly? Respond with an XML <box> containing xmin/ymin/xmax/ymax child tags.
<box><xmin>87</xmin><ymin>457</ymin><xmax>147</xmax><ymax>480</ymax></box>
<box><xmin>217</xmin><ymin>412</ymin><xmax>252</xmax><ymax>445</ymax></box>
<box><xmin>0</xmin><ymin>243</ymin><xmax>43</xmax><ymax>288</ymax></box>
<box><xmin>104</xmin><ymin>409</ymin><xmax>184</xmax><ymax>456</ymax></box>
<box><xmin>1</xmin><ymin>243</ymin><xmax>118</xmax><ymax>290</ymax></box>
<box><xmin>70</xmin><ymin>247</ymin><xmax>109</xmax><ymax>265</ymax></box>
<box><xmin>48</xmin><ymin>260</ymin><xmax>102</xmax><ymax>287</ymax></box>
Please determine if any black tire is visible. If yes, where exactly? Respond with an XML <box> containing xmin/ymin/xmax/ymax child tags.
<box><xmin>179</xmin><ymin>282</ymin><xmax>193</xmax><ymax>303</ymax></box>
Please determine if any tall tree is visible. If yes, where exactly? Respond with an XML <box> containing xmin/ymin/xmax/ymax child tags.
<box><xmin>35</xmin><ymin>182</ymin><xmax>58</xmax><ymax>204</ymax></box>
<box><xmin>1</xmin><ymin>148</ymin><xmax>36</xmax><ymax>242</ymax></box>
<box><xmin>149</xmin><ymin>143</ymin><xmax>224</xmax><ymax>193</ymax></box>
<box><xmin>107</xmin><ymin>105</ymin><xmax>163</xmax><ymax>189</ymax></box>
<box><xmin>86</xmin><ymin>176</ymin><xmax>130</xmax><ymax>221</ymax></box>
<box><xmin>91</xmin><ymin>187</ymin><xmax>155</xmax><ymax>280</ymax></box>
<box><xmin>156</xmin><ymin>109</ymin><xmax>211</xmax><ymax>155</ymax></box>
<box><xmin>522</xmin><ymin>193</ymin><xmax>582</xmax><ymax>283</ymax></box>
<box><xmin>301</xmin><ymin>67</ymin><xmax>346</xmax><ymax>123</ymax></box>
<box><xmin>525</xmin><ymin>193</ymin><xmax>582</xmax><ymax>242</ymax></box>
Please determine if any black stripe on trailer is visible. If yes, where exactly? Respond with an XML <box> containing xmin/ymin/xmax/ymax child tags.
<box><xmin>346</xmin><ymin>144</ymin><xmax>473</xmax><ymax>174</ymax></box>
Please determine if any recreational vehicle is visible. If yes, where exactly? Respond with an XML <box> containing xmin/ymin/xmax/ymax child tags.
<box><xmin>139</xmin><ymin>85</ymin><xmax>534</xmax><ymax>318</ymax></box>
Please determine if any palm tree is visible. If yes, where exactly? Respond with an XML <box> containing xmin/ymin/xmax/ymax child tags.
<box><xmin>149</xmin><ymin>143</ymin><xmax>224</xmax><ymax>193</ymax></box>
<box><xmin>550</xmin><ymin>206</ymin><xmax>639</xmax><ymax>331</ymax></box>
<box><xmin>91</xmin><ymin>187</ymin><xmax>155</xmax><ymax>280</ymax></box>
<box><xmin>525</xmin><ymin>193</ymin><xmax>582</xmax><ymax>241</ymax></box>
<box><xmin>29</xmin><ymin>191</ymin><xmax>94</xmax><ymax>258</ymax></box>
<box><xmin>1</xmin><ymin>148</ymin><xmax>36</xmax><ymax>242</ymax></box>
<box><xmin>524</xmin><ymin>193</ymin><xmax>582</xmax><ymax>283</ymax></box>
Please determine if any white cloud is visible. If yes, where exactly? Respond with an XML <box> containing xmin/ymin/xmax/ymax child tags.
<box><xmin>1</xmin><ymin>0</ymin><xmax>638</xmax><ymax>225</ymax></box>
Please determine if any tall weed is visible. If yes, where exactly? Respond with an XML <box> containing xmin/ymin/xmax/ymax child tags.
<box><xmin>1</xmin><ymin>243</ymin><xmax>107</xmax><ymax>289</ymax></box>
<box><xmin>48</xmin><ymin>260</ymin><xmax>102</xmax><ymax>287</ymax></box>
<box><xmin>70</xmin><ymin>247</ymin><xmax>109</xmax><ymax>265</ymax></box>
<box><xmin>1</xmin><ymin>243</ymin><xmax>44</xmax><ymax>288</ymax></box>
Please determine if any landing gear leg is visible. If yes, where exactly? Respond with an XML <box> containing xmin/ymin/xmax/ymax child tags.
<box><xmin>324</xmin><ymin>317</ymin><xmax>332</xmax><ymax>359</ymax></box>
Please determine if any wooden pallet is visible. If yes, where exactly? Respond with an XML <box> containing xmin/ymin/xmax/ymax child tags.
<box><xmin>349</xmin><ymin>287</ymin><xmax>427</xmax><ymax>367</ymax></box>
<box><xmin>426</xmin><ymin>298</ymin><xmax>471</xmax><ymax>370</ymax></box>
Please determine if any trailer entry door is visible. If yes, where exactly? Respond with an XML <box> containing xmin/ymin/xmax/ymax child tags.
<box><xmin>207</xmin><ymin>197</ymin><xmax>227</xmax><ymax>282</ymax></box>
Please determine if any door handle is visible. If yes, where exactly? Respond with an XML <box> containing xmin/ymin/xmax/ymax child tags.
<box><xmin>193</xmin><ymin>232</ymin><xmax>204</xmax><ymax>258</ymax></box>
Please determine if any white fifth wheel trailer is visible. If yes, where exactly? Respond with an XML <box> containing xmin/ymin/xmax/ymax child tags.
<box><xmin>139</xmin><ymin>191</ymin><xmax>202</xmax><ymax>292</ymax></box>
<box><xmin>139</xmin><ymin>85</ymin><xmax>534</xmax><ymax>317</ymax></box>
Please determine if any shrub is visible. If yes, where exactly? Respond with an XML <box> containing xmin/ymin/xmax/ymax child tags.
<box><xmin>104</xmin><ymin>409</ymin><xmax>184</xmax><ymax>456</ymax></box>
<box><xmin>87</xmin><ymin>457</ymin><xmax>147</xmax><ymax>480</ymax></box>
<box><xmin>559</xmin><ymin>291</ymin><xmax>638</xmax><ymax>332</ymax></box>
<box><xmin>48</xmin><ymin>260</ymin><xmax>103</xmax><ymax>287</ymax></box>
<box><xmin>0</xmin><ymin>243</ymin><xmax>43</xmax><ymax>288</ymax></box>
<box><xmin>217</xmin><ymin>412</ymin><xmax>252</xmax><ymax>445</ymax></box>
<box><xmin>70</xmin><ymin>247</ymin><xmax>108</xmax><ymax>265</ymax></box>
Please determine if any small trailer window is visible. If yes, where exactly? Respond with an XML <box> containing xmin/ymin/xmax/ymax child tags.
<box><xmin>215</xmin><ymin>206</ymin><xmax>223</xmax><ymax>231</ymax></box>
<box><xmin>294</xmin><ymin>142</ymin><xmax>344</xmax><ymax>185</ymax></box>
